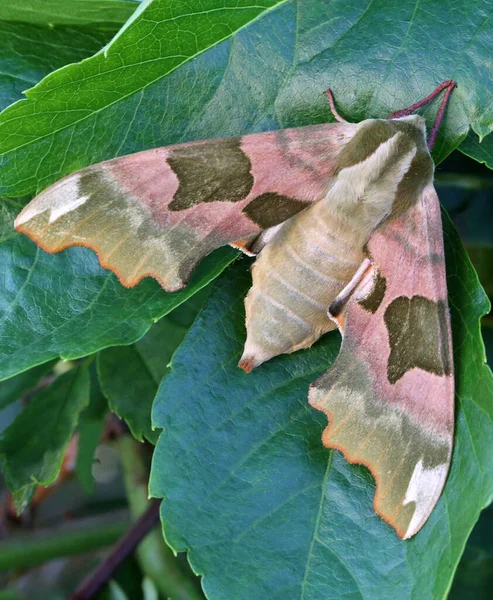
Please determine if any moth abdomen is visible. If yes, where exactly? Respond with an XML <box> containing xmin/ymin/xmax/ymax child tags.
<box><xmin>239</xmin><ymin>200</ymin><xmax>367</xmax><ymax>370</ymax></box>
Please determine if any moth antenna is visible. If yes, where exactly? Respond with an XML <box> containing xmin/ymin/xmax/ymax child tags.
<box><xmin>426</xmin><ymin>81</ymin><xmax>456</xmax><ymax>151</ymax></box>
<box><xmin>325</xmin><ymin>89</ymin><xmax>347</xmax><ymax>123</ymax></box>
<box><xmin>387</xmin><ymin>80</ymin><xmax>456</xmax><ymax>119</ymax></box>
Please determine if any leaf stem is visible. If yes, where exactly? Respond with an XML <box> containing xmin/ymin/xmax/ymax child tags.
<box><xmin>434</xmin><ymin>173</ymin><xmax>493</xmax><ymax>191</ymax></box>
<box><xmin>118</xmin><ymin>435</ymin><xmax>204</xmax><ymax>600</ymax></box>
<box><xmin>70</xmin><ymin>499</ymin><xmax>161</xmax><ymax>600</ymax></box>
<box><xmin>0</xmin><ymin>518</ymin><xmax>126</xmax><ymax>571</ymax></box>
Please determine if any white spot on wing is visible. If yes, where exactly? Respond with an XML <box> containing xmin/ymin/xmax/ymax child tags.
<box><xmin>402</xmin><ymin>459</ymin><xmax>448</xmax><ymax>539</ymax></box>
<box><xmin>15</xmin><ymin>175</ymin><xmax>88</xmax><ymax>227</ymax></box>
<box><xmin>15</xmin><ymin>202</ymin><xmax>45</xmax><ymax>227</ymax></box>
<box><xmin>48</xmin><ymin>195</ymin><xmax>89</xmax><ymax>223</ymax></box>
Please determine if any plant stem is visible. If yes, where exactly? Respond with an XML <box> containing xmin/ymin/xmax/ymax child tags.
<box><xmin>0</xmin><ymin>518</ymin><xmax>126</xmax><ymax>571</ymax></box>
<box><xmin>434</xmin><ymin>173</ymin><xmax>493</xmax><ymax>190</ymax></box>
<box><xmin>70</xmin><ymin>500</ymin><xmax>161</xmax><ymax>600</ymax></box>
<box><xmin>118</xmin><ymin>435</ymin><xmax>204</xmax><ymax>600</ymax></box>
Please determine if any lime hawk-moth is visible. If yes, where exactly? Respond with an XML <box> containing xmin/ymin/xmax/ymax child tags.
<box><xmin>15</xmin><ymin>81</ymin><xmax>457</xmax><ymax>539</ymax></box>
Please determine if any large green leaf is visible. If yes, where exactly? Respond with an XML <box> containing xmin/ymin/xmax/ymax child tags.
<box><xmin>0</xmin><ymin>0</ymin><xmax>137</xmax><ymax>27</ymax></box>
<box><xmin>0</xmin><ymin>19</ymin><xmax>116</xmax><ymax>112</ymax></box>
<box><xmin>0</xmin><ymin>0</ymin><xmax>491</xmax><ymax>379</ymax></box>
<box><xmin>0</xmin><ymin>0</ymin><xmax>289</xmax><ymax>197</ymax></box>
<box><xmin>0</xmin><ymin>361</ymin><xmax>54</xmax><ymax>411</ymax></box>
<box><xmin>97</xmin><ymin>286</ymin><xmax>211</xmax><ymax>443</ymax></box>
<box><xmin>0</xmin><ymin>363</ymin><xmax>91</xmax><ymax>511</ymax></box>
<box><xmin>0</xmin><ymin>0</ymin><xmax>492</xmax><ymax>199</ymax></box>
<box><xmin>150</xmin><ymin>211</ymin><xmax>493</xmax><ymax>599</ymax></box>
<box><xmin>449</xmin><ymin>504</ymin><xmax>493</xmax><ymax>600</ymax></box>
<box><xmin>460</xmin><ymin>132</ymin><xmax>493</xmax><ymax>169</ymax></box>
<box><xmin>0</xmin><ymin>196</ymin><xmax>237</xmax><ymax>380</ymax></box>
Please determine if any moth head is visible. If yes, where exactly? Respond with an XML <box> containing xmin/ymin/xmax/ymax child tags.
<box><xmin>391</xmin><ymin>114</ymin><xmax>427</xmax><ymax>135</ymax></box>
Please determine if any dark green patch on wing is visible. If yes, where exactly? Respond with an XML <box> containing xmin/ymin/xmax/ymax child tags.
<box><xmin>309</xmin><ymin>346</ymin><xmax>451</xmax><ymax>538</ymax></box>
<box><xmin>385</xmin><ymin>296</ymin><xmax>452</xmax><ymax>384</ymax></box>
<box><xmin>168</xmin><ymin>138</ymin><xmax>254</xmax><ymax>210</ymax></box>
<box><xmin>242</xmin><ymin>192</ymin><xmax>308</xmax><ymax>228</ymax></box>
<box><xmin>358</xmin><ymin>271</ymin><xmax>387</xmax><ymax>313</ymax></box>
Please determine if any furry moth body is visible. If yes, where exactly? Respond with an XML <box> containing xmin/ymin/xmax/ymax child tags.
<box><xmin>15</xmin><ymin>82</ymin><xmax>456</xmax><ymax>539</ymax></box>
<box><xmin>240</xmin><ymin>116</ymin><xmax>432</xmax><ymax>371</ymax></box>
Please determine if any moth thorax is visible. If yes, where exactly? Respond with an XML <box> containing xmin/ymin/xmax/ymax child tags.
<box><xmin>328</xmin><ymin>117</ymin><xmax>433</xmax><ymax>234</ymax></box>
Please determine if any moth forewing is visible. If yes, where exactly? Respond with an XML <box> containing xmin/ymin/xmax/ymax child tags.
<box><xmin>14</xmin><ymin>124</ymin><xmax>348</xmax><ymax>291</ymax></box>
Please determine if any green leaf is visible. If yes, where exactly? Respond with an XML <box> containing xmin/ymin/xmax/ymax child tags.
<box><xmin>0</xmin><ymin>0</ymin><xmax>492</xmax><ymax>199</ymax></box>
<box><xmin>77</xmin><ymin>417</ymin><xmax>107</xmax><ymax>493</ymax></box>
<box><xmin>0</xmin><ymin>0</ymin><xmax>289</xmax><ymax>197</ymax></box>
<box><xmin>0</xmin><ymin>195</ymin><xmax>237</xmax><ymax>380</ymax></box>
<box><xmin>76</xmin><ymin>363</ymin><xmax>108</xmax><ymax>492</ymax></box>
<box><xmin>150</xmin><ymin>213</ymin><xmax>493</xmax><ymax>599</ymax></box>
<box><xmin>449</xmin><ymin>505</ymin><xmax>493</xmax><ymax>600</ymax></box>
<box><xmin>98</xmin><ymin>286</ymin><xmax>210</xmax><ymax>443</ymax></box>
<box><xmin>0</xmin><ymin>363</ymin><xmax>91</xmax><ymax>512</ymax></box>
<box><xmin>463</xmin><ymin>247</ymin><xmax>493</xmax><ymax>297</ymax></box>
<box><xmin>0</xmin><ymin>361</ymin><xmax>54</xmax><ymax>411</ymax></box>
<box><xmin>1</xmin><ymin>0</ymin><xmax>490</xmax><ymax>381</ymax></box>
<box><xmin>460</xmin><ymin>132</ymin><xmax>493</xmax><ymax>170</ymax></box>
<box><xmin>0</xmin><ymin>19</ymin><xmax>117</xmax><ymax>112</ymax></box>
<box><xmin>484</xmin><ymin>328</ymin><xmax>493</xmax><ymax>366</ymax></box>
<box><xmin>0</xmin><ymin>0</ymin><xmax>137</xmax><ymax>27</ymax></box>
<box><xmin>107</xmin><ymin>580</ymin><xmax>130</xmax><ymax>600</ymax></box>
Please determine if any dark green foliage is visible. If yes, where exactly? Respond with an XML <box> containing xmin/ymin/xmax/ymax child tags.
<box><xmin>0</xmin><ymin>1</ymin><xmax>492</xmax><ymax>598</ymax></box>
<box><xmin>150</xmin><ymin>213</ymin><xmax>493</xmax><ymax>598</ymax></box>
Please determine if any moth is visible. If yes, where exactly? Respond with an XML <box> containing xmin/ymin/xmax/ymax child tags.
<box><xmin>15</xmin><ymin>81</ymin><xmax>456</xmax><ymax>539</ymax></box>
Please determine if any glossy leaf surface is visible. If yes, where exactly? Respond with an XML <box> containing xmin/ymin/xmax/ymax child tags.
<box><xmin>150</xmin><ymin>213</ymin><xmax>493</xmax><ymax>599</ymax></box>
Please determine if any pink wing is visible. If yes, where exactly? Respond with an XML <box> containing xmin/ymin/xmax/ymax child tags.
<box><xmin>309</xmin><ymin>183</ymin><xmax>454</xmax><ymax>539</ymax></box>
<box><xmin>15</xmin><ymin>124</ymin><xmax>351</xmax><ymax>291</ymax></box>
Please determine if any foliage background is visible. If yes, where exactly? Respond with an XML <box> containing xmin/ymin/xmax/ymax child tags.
<box><xmin>0</xmin><ymin>1</ymin><xmax>492</xmax><ymax>598</ymax></box>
